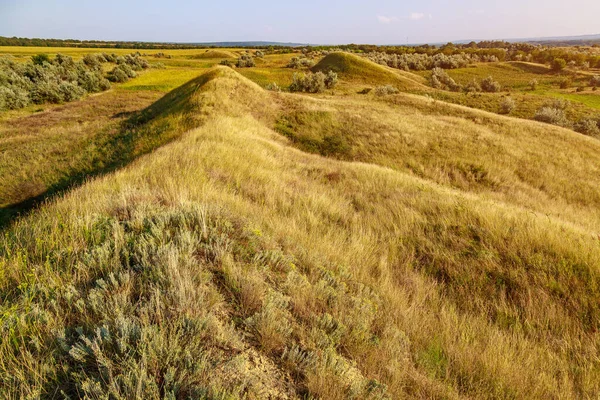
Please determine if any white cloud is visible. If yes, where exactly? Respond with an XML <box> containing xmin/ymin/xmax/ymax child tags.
<box><xmin>378</xmin><ymin>12</ymin><xmax>431</xmax><ymax>24</ymax></box>
<box><xmin>377</xmin><ymin>15</ymin><xmax>398</xmax><ymax>24</ymax></box>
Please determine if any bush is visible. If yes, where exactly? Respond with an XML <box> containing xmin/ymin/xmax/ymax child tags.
<box><xmin>529</xmin><ymin>79</ymin><xmax>538</xmax><ymax>90</ymax></box>
<box><xmin>78</xmin><ymin>70</ymin><xmax>110</xmax><ymax>92</ymax></box>
<box><xmin>289</xmin><ymin>72</ymin><xmax>326</xmax><ymax>93</ymax></box>
<box><xmin>534</xmin><ymin>106</ymin><xmax>570</xmax><ymax>127</ymax></box>
<box><xmin>265</xmin><ymin>82</ymin><xmax>281</xmax><ymax>92</ymax></box>
<box><xmin>287</xmin><ymin>56</ymin><xmax>315</xmax><ymax>69</ymax></box>
<box><xmin>574</xmin><ymin>118</ymin><xmax>600</xmax><ymax>136</ymax></box>
<box><xmin>220</xmin><ymin>59</ymin><xmax>233</xmax><ymax>67</ymax></box>
<box><xmin>31</xmin><ymin>53</ymin><xmax>50</xmax><ymax>66</ymax></box>
<box><xmin>107</xmin><ymin>66</ymin><xmax>129</xmax><ymax>83</ymax></box>
<box><xmin>324</xmin><ymin>71</ymin><xmax>338</xmax><ymax>89</ymax></box>
<box><xmin>481</xmin><ymin>76</ymin><xmax>501</xmax><ymax>92</ymax></box>
<box><xmin>236</xmin><ymin>54</ymin><xmax>255</xmax><ymax>68</ymax></box>
<box><xmin>591</xmin><ymin>75</ymin><xmax>600</xmax><ymax>87</ymax></box>
<box><xmin>559</xmin><ymin>77</ymin><xmax>572</xmax><ymax>89</ymax></box>
<box><xmin>255</xmin><ymin>50</ymin><xmax>265</xmax><ymax>58</ymax></box>
<box><xmin>374</xmin><ymin>85</ymin><xmax>399</xmax><ymax>96</ymax></box>
<box><xmin>430</xmin><ymin>68</ymin><xmax>461</xmax><ymax>91</ymax></box>
<box><xmin>82</xmin><ymin>54</ymin><xmax>102</xmax><ymax>70</ymax></box>
<box><xmin>0</xmin><ymin>53</ymin><xmax>113</xmax><ymax>110</ymax></box>
<box><xmin>551</xmin><ymin>58</ymin><xmax>567</xmax><ymax>72</ymax></box>
<box><xmin>0</xmin><ymin>85</ymin><xmax>30</xmax><ymax>110</ymax></box>
<box><xmin>499</xmin><ymin>97</ymin><xmax>516</xmax><ymax>114</ymax></box>
<box><xmin>463</xmin><ymin>79</ymin><xmax>481</xmax><ymax>93</ymax></box>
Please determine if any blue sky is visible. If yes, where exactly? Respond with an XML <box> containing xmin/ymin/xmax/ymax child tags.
<box><xmin>1</xmin><ymin>0</ymin><xmax>599</xmax><ymax>45</ymax></box>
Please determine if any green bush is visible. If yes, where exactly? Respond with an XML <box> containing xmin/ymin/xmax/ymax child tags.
<box><xmin>481</xmin><ymin>76</ymin><xmax>501</xmax><ymax>92</ymax></box>
<box><xmin>107</xmin><ymin>66</ymin><xmax>130</xmax><ymax>83</ymax></box>
<box><xmin>236</xmin><ymin>54</ymin><xmax>255</xmax><ymax>68</ymax></box>
<box><xmin>430</xmin><ymin>68</ymin><xmax>461</xmax><ymax>92</ymax></box>
<box><xmin>290</xmin><ymin>72</ymin><xmax>327</xmax><ymax>93</ymax></box>
<box><xmin>0</xmin><ymin>85</ymin><xmax>30</xmax><ymax>110</ymax></box>
<box><xmin>529</xmin><ymin>79</ymin><xmax>538</xmax><ymax>90</ymax></box>
<box><xmin>551</xmin><ymin>58</ymin><xmax>567</xmax><ymax>72</ymax></box>
<box><xmin>31</xmin><ymin>53</ymin><xmax>50</xmax><ymax>66</ymax></box>
<box><xmin>374</xmin><ymin>85</ymin><xmax>399</xmax><ymax>96</ymax></box>
<box><xmin>266</xmin><ymin>82</ymin><xmax>282</xmax><ymax>92</ymax></box>
<box><xmin>559</xmin><ymin>77</ymin><xmax>572</xmax><ymax>89</ymax></box>
<box><xmin>534</xmin><ymin>106</ymin><xmax>570</xmax><ymax>127</ymax></box>
<box><xmin>463</xmin><ymin>79</ymin><xmax>481</xmax><ymax>93</ymax></box>
<box><xmin>324</xmin><ymin>71</ymin><xmax>338</xmax><ymax>89</ymax></box>
<box><xmin>499</xmin><ymin>97</ymin><xmax>516</xmax><ymax>114</ymax></box>
<box><xmin>287</xmin><ymin>56</ymin><xmax>315</xmax><ymax>69</ymax></box>
<box><xmin>574</xmin><ymin>118</ymin><xmax>600</xmax><ymax>136</ymax></box>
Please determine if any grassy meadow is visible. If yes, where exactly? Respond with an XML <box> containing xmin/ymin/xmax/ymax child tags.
<box><xmin>1</xmin><ymin>46</ymin><xmax>600</xmax><ymax>399</ymax></box>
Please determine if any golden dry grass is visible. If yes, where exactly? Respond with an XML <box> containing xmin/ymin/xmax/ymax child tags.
<box><xmin>1</xmin><ymin>67</ymin><xmax>600</xmax><ymax>399</ymax></box>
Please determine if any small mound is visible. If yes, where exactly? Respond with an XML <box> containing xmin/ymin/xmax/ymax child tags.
<box><xmin>311</xmin><ymin>52</ymin><xmax>427</xmax><ymax>90</ymax></box>
<box><xmin>190</xmin><ymin>49</ymin><xmax>237</xmax><ymax>59</ymax></box>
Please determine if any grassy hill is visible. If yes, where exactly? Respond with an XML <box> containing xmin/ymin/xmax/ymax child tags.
<box><xmin>189</xmin><ymin>49</ymin><xmax>238</xmax><ymax>59</ymax></box>
<box><xmin>1</xmin><ymin>66</ymin><xmax>600</xmax><ymax>399</ymax></box>
<box><xmin>312</xmin><ymin>52</ymin><xmax>428</xmax><ymax>90</ymax></box>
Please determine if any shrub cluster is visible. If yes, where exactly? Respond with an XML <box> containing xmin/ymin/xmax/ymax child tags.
<box><xmin>287</xmin><ymin>56</ymin><xmax>315</xmax><ymax>69</ymax></box>
<box><xmin>591</xmin><ymin>75</ymin><xmax>600</xmax><ymax>88</ymax></box>
<box><xmin>499</xmin><ymin>97</ymin><xmax>516</xmax><ymax>114</ymax></box>
<box><xmin>374</xmin><ymin>85</ymin><xmax>400</xmax><ymax>96</ymax></box>
<box><xmin>0</xmin><ymin>53</ymin><xmax>114</xmax><ymax>111</ymax></box>
<box><xmin>366</xmin><ymin>52</ymin><xmax>498</xmax><ymax>71</ymax></box>
<box><xmin>574</xmin><ymin>118</ymin><xmax>600</xmax><ymax>136</ymax></box>
<box><xmin>430</xmin><ymin>68</ymin><xmax>461</xmax><ymax>91</ymax></box>
<box><xmin>534</xmin><ymin>99</ymin><xmax>571</xmax><ymax>127</ymax></box>
<box><xmin>236</xmin><ymin>54</ymin><xmax>256</xmax><ymax>68</ymax></box>
<box><xmin>265</xmin><ymin>82</ymin><xmax>282</xmax><ymax>92</ymax></box>
<box><xmin>289</xmin><ymin>71</ymin><xmax>338</xmax><ymax>93</ymax></box>
<box><xmin>107</xmin><ymin>53</ymin><xmax>150</xmax><ymax>82</ymax></box>
<box><xmin>481</xmin><ymin>76</ymin><xmax>502</xmax><ymax>92</ymax></box>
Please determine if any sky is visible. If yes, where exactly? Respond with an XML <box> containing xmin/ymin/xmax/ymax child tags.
<box><xmin>1</xmin><ymin>0</ymin><xmax>599</xmax><ymax>45</ymax></box>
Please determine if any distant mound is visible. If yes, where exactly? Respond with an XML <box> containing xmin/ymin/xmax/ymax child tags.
<box><xmin>189</xmin><ymin>49</ymin><xmax>237</xmax><ymax>59</ymax></box>
<box><xmin>311</xmin><ymin>52</ymin><xmax>427</xmax><ymax>90</ymax></box>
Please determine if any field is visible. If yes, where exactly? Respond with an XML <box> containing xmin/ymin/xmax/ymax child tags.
<box><xmin>1</xmin><ymin>46</ymin><xmax>600</xmax><ymax>399</ymax></box>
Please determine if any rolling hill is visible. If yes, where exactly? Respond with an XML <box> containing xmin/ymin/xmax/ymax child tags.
<box><xmin>312</xmin><ymin>52</ymin><xmax>428</xmax><ymax>90</ymax></box>
<box><xmin>1</xmin><ymin>66</ymin><xmax>600</xmax><ymax>399</ymax></box>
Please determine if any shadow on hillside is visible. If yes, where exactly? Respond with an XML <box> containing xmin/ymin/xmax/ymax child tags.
<box><xmin>0</xmin><ymin>75</ymin><xmax>209</xmax><ymax>231</ymax></box>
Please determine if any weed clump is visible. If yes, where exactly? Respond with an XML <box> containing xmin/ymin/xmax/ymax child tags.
<box><xmin>290</xmin><ymin>71</ymin><xmax>338</xmax><ymax>93</ymax></box>
<box><xmin>265</xmin><ymin>82</ymin><xmax>282</xmax><ymax>92</ymax></box>
<box><xmin>463</xmin><ymin>79</ymin><xmax>482</xmax><ymax>93</ymax></box>
<box><xmin>236</xmin><ymin>54</ymin><xmax>256</xmax><ymax>68</ymax></box>
<box><xmin>374</xmin><ymin>85</ymin><xmax>400</xmax><ymax>96</ymax></box>
<box><xmin>287</xmin><ymin>56</ymin><xmax>315</xmax><ymax>69</ymax></box>
<box><xmin>574</xmin><ymin>118</ymin><xmax>600</xmax><ymax>136</ymax></box>
<box><xmin>499</xmin><ymin>97</ymin><xmax>516</xmax><ymax>114</ymax></box>
<box><xmin>430</xmin><ymin>68</ymin><xmax>461</xmax><ymax>92</ymax></box>
<box><xmin>529</xmin><ymin>79</ymin><xmax>538</xmax><ymax>90</ymax></box>
<box><xmin>481</xmin><ymin>76</ymin><xmax>501</xmax><ymax>92</ymax></box>
<box><xmin>534</xmin><ymin>100</ymin><xmax>571</xmax><ymax>127</ymax></box>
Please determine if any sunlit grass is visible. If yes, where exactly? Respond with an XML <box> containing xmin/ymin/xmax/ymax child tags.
<box><xmin>119</xmin><ymin>67</ymin><xmax>207</xmax><ymax>91</ymax></box>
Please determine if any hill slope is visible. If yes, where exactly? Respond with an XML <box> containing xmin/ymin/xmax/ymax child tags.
<box><xmin>1</xmin><ymin>67</ymin><xmax>600</xmax><ymax>399</ymax></box>
<box><xmin>312</xmin><ymin>52</ymin><xmax>428</xmax><ymax>90</ymax></box>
